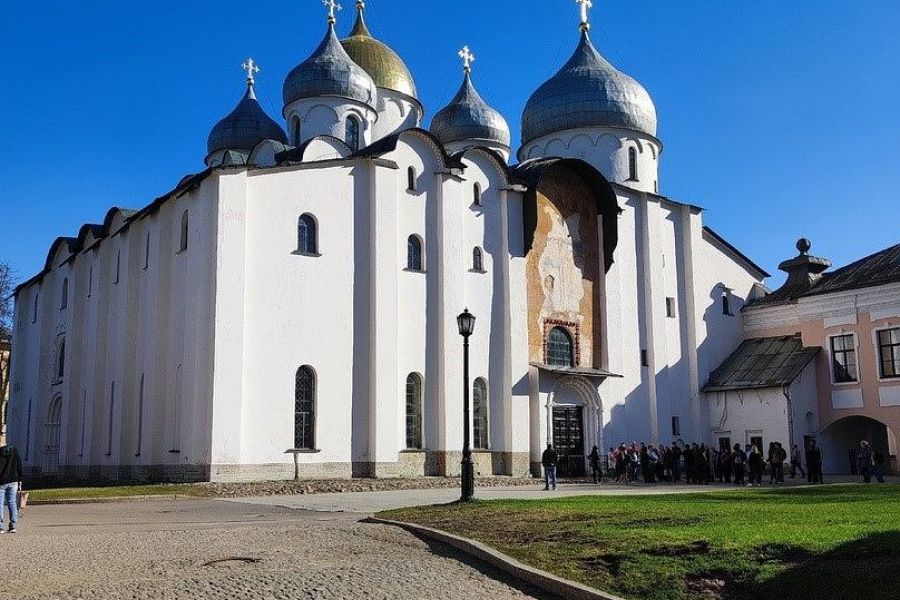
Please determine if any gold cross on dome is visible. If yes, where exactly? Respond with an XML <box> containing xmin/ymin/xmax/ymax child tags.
<box><xmin>241</xmin><ymin>58</ymin><xmax>260</xmax><ymax>85</ymax></box>
<box><xmin>576</xmin><ymin>0</ymin><xmax>593</xmax><ymax>31</ymax></box>
<box><xmin>458</xmin><ymin>46</ymin><xmax>475</xmax><ymax>73</ymax></box>
<box><xmin>323</xmin><ymin>0</ymin><xmax>342</xmax><ymax>23</ymax></box>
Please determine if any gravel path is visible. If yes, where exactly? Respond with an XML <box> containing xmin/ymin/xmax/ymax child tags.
<box><xmin>0</xmin><ymin>499</ymin><xmax>552</xmax><ymax>600</ymax></box>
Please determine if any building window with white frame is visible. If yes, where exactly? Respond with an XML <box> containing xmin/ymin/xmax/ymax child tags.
<box><xmin>628</xmin><ymin>147</ymin><xmax>638</xmax><ymax>181</ymax></box>
<box><xmin>877</xmin><ymin>328</ymin><xmax>900</xmax><ymax>379</ymax></box>
<box><xmin>831</xmin><ymin>334</ymin><xmax>858</xmax><ymax>383</ymax></box>
<box><xmin>297</xmin><ymin>214</ymin><xmax>318</xmax><ymax>255</ymax></box>
<box><xmin>407</xmin><ymin>235</ymin><xmax>423</xmax><ymax>272</ymax></box>
<box><xmin>294</xmin><ymin>366</ymin><xmax>316</xmax><ymax>450</ymax></box>
<box><xmin>547</xmin><ymin>326</ymin><xmax>575</xmax><ymax>367</ymax></box>
<box><xmin>473</xmin><ymin>378</ymin><xmax>489</xmax><ymax>449</ymax></box>
<box><xmin>405</xmin><ymin>373</ymin><xmax>423</xmax><ymax>450</ymax></box>
<box><xmin>345</xmin><ymin>115</ymin><xmax>360</xmax><ymax>152</ymax></box>
<box><xmin>472</xmin><ymin>247</ymin><xmax>484</xmax><ymax>272</ymax></box>
<box><xmin>178</xmin><ymin>210</ymin><xmax>189</xmax><ymax>253</ymax></box>
<box><xmin>407</xmin><ymin>166</ymin><xmax>417</xmax><ymax>192</ymax></box>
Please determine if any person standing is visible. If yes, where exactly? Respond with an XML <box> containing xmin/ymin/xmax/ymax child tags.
<box><xmin>731</xmin><ymin>443</ymin><xmax>746</xmax><ymax>486</ymax></box>
<box><xmin>542</xmin><ymin>444</ymin><xmax>559</xmax><ymax>491</ymax></box>
<box><xmin>773</xmin><ymin>442</ymin><xmax>786</xmax><ymax>484</ymax></box>
<box><xmin>671</xmin><ymin>441</ymin><xmax>682</xmax><ymax>483</ymax></box>
<box><xmin>0</xmin><ymin>445</ymin><xmax>23</xmax><ymax>534</ymax></box>
<box><xmin>790</xmin><ymin>444</ymin><xmax>806</xmax><ymax>479</ymax></box>
<box><xmin>588</xmin><ymin>445</ymin><xmax>602</xmax><ymax>484</ymax></box>
<box><xmin>872</xmin><ymin>451</ymin><xmax>887</xmax><ymax>484</ymax></box>
<box><xmin>748</xmin><ymin>445</ymin><xmax>763</xmax><ymax>486</ymax></box>
<box><xmin>806</xmin><ymin>440</ymin><xmax>824</xmax><ymax>484</ymax></box>
<box><xmin>858</xmin><ymin>441</ymin><xmax>874</xmax><ymax>484</ymax></box>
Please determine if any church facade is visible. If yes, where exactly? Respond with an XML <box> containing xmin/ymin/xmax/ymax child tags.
<box><xmin>8</xmin><ymin>3</ymin><xmax>770</xmax><ymax>482</ymax></box>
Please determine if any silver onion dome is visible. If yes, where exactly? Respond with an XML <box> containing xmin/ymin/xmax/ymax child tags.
<box><xmin>522</xmin><ymin>30</ymin><xmax>657</xmax><ymax>145</ymax></box>
<box><xmin>283</xmin><ymin>22</ymin><xmax>377</xmax><ymax>108</ymax></box>
<box><xmin>431</xmin><ymin>72</ymin><xmax>510</xmax><ymax>148</ymax></box>
<box><xmin>207</xmin><ymin>84</ymin><xmax>288</xmax><ymax>155</ymax></box>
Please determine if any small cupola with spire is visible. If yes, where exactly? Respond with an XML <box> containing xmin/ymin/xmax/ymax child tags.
<box><xmin>754</xmin><ymin>238</ymin><xmax>832</xmax><ymax>306</ymax></box>
<box><xmin>206</xmin><ymin>59</ymin><xmax>288</xmax><ymax>168</ymax></box>
<box><xmin>430</xmin><ymin>46</ymin><xmax>511</xmax><ymax>160</ymax></box>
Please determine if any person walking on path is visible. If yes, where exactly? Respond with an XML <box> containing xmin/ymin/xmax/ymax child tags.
<box><xmin>588</xmin><ymin>446</ymin><xmax>602</xmax><ymax>484</ymax></box>
<box><xmin>542</xmin><ymin>444</ymin><xmax>558</xmax><ymax>491</ymax></box>
<box><xmin>0</xmin><ymin>445</ymin><xmax>23</xmax><ymax>534</ymax></box>
<box><xmin>806</xmin><ymin>440</ymin><xmax>824</xmax><ymax>484</ymax></box>
<box><xmin>790</xmin><ymin>444</ymin><xmax>806</xmax><ymax>479</ymax></box>
<box><xmin>858</xmin><ymin>441</ymin><xmax>875</xmax><ymax>483</ymax></box>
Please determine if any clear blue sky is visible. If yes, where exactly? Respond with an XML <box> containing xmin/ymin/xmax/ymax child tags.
<box><xmin>2</xmin><ymin>1</ymin><xmax>898</xmax><ymax>287</ymax></box>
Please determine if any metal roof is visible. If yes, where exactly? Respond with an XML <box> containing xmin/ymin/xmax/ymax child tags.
<box><xmin>703</xmin><ymin>336</ymin><xmax>819</xmax><ymax>393</ymax></box>
<box><xmin>431</xmin><ymin>72</ymin><xmax>510</xmax><ymax>148</ymax></box>
<box><xmin>530</xmin><ymin>363</ymin><xmax>623</xmax><ymax>379</ymax></box>
<box><xmin>805</xmin><ymin>243</ymin><xmax>900</xmax><ymax>297</ymax></box>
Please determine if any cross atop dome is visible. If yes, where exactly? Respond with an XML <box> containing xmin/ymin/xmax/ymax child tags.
<box><xmin>459</xmin><ymin>46</ymin><xmax>475</xmax><ymax>74</ymax></box>
<box><xmin>323</xmin><ymin>0</ymin><xmax>342</xmax><ymax>24</ymax></box>
<box><xmin>576</xmin><ymin>0</ymin><xmax>593</xmax><ymax>33</ymax></box>
<box><xmin>242</xmin><ymin>58</ymin><xmax>260</xmax><ymax>86</ymax></box>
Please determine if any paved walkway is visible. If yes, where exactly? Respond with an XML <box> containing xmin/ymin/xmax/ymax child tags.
<box><xmin>1</xmin><ymin>499</ymin><xmax>554</xmax><ymax>600</ymax></box>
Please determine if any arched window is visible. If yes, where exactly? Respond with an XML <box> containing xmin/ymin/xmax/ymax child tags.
<box><xmin>294</xmin><ymin>366</ymin><xmax>316</xmax><ymax>450</ymax></box>
<box><xmin>57</xmin><ymin>339</ymin><xmax>66</xmax><ymax>380</ymax></box>
<box><xmin>32</xmin><ymin>290</ymin><xmax>39</xmax><ymax>323</ymax></box>
<box><xmin>179</xmin><ymin>210</ymin><xmax>189</xmax><ymax>252</ymax></box>
<box><xmin>291</xmin><ymin>116</ymin><xmax>301</xmax><ymax>146</ymax></box>
<box><xmin>547</xmin><ymin>326</ymin><xmax>574</xmax><ymax>367</ymax></box>
<box><xmin>628</xmin><ymin>147</ymin><xmax>638</xmax><ymax>181</ymax></box>
<box><xmin>345</xmin><ymin>116</ymin><xmax>360</xmax><ymax>151</ymax></box>
<box><xmin>114</xmin><ymin>250</ymin><xmax>121</xmax><ymax>284</ymax></box>
<box><xmin>136</xmin><ymin>374</ymin><xmax>145</xmax><ymax>457</ymax></box>
<box><xmin>472</xmin><ymin>247</ymin><xmax>483</xmax><ymax>272</ymax></box>
<box><xmin>473</xmin><ymin>183</ymin><xmax>481</xmax><ymax>206</ymax></box>
<box><xmin>144</xmin><ymin>232</ymin><xmax>151</xmax><ymax>269</ymax></box>
<box><xmin>60</xmin><ymin>278</ymin><xmax>68</xmax><ymax>310</ymax></box>
<box><xmin>473</xmin><ymin>378</ymin><xmax>489</xmax><ymax>449</ymax></box>
<box><xmin>407</xmin><ymin>166</ymin><xmax>417</xmax><ymax>192</ymax></box>
<box><xmin>106</xmin><ymin>380</ymin><xmax>116</xmax><ymax>456</ymax></box>
<box><xmin>87</xmin><ymin>264</ymin><xmax>93</xmax><ymax>297</ymax></box>
<box><xmin>297</xmin><ymin>214</ymin><xmax>318</xmax><ymax>255</ymax></box>
<box><xmin>407</xmin><ymin>235</ymin><xmax>423</xmax><ymax>272</ymax></box>
<box><xmin>405</xmin><ymin>373</ymin><xmax>423</xmax><ymax>449</ymax></box>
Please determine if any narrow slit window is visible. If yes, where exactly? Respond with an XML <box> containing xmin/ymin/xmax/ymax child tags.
<box><xmin>407</xmin><ymin>235</ymin><xmax>423</xmax><ymax>271</ymax></box>
<box><xmin>345</xmin><ymin>116</ymin><xmax>360</xmax><ymax>151</ymax></box>
<box><xmin>472</xmin><ymin>247</ymin><xmax>483</xmax><ymax>272</ymax></box>
<box><xmin>628</xmin><ymin>147</ymin><xmax>638</xmax><ymax>181</ymax></box>
<box><xmin>407</xmin><ymin>166</ymin><xmax>417</xmax><ymax>192</ymax></box>
<box><xmin>297</xmin><ymin>214</ymin><xmax>318</xmax><ymax>255</ymax></box>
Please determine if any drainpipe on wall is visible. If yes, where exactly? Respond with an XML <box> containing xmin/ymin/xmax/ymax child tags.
<box><xmin>782</xmin><ymin>385</ymin><xmax>794</xmax><ymax>448</ymax></box>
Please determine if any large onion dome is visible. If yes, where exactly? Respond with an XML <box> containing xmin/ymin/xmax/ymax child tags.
<box><xmin>283</xmin><ymin>21</ymin><xmax>377</xmax><ymax>108</ymax></box>
<box><xmin>207</xmin><ymin>82</ymin><xmax>287</xmax><ymax>156</ymax></box>
<box><xmin>522</xmin><ymin>30</ymin><xmax>657</xmax><ymax>145</ymax></box>
<box><xmin>340</xmin><ymin>3</ymin><xmax>417</xmax><ymax>99</ymax></box>
<box><xmin>431</xmin><ymin>71</ymin><xmax>510</xmax><ymax>148</ymax></box>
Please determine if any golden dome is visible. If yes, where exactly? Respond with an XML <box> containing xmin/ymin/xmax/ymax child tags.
<box><xmin>341</xmin><ymin>5</ymin><xmax>417</xmax><ymax>99</ymax></box>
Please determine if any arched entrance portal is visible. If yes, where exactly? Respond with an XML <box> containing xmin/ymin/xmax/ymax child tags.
<box><xmin>822</xmin><ymin>415</ymin><xmax>896</xmax><ymax>475</ymax></box>
<box><xmin>547</xmin><ymin>376</ymin><xmax>603</xmax><ymax>477</ymax></box>
<box><xmin>45</xmin><ymin>396</ymin><xmax>63</xmax><ymax>476</ymax></box>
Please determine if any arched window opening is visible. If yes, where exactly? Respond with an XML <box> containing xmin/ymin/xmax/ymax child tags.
<box><xmin>722</xmin><ymin>291</ymin><xmax>733</xmax><ymax>316</ymax></box>
<box><xmin>628</xmin><ymin>147</ymin><xmax>638</xmax><ymax>181</ymax></box>
<box><xmin>473</xmin><ymin>378</ymin><xmax>489</xmax><ymax>449</ymax></box>
<box><xmin>345</xmin><ymin>116</ymin><xmax>360</xmax><ymax>151</ymax></box>
<box><xmin>297</xmin><ymin>213</ymin><xmax>318</xmax><ymax>255</ymax></box>
<box><xmin>46</xmin><ymin>396</ymin><xmax>63</xmax><ymax>475</ymax></box>
<box><xmin>472</xmin><ymin>247</ymin><xmax>484</xmax><ymax>272</ymax></box>
<box><xmin>87</xmin><ymin>265</ymin><xmax>93</xmax><ymax>297</ymax></box>
<box><xmin>291</xmin><ymin>116</ymin><xmax>302</xmax><ymax>146</ymax></box>
<box><xmin>106</xmin><ymin>381</ymin><xmax>116</xmax><ymax>456</ymax></box>
<box><xmin>547</xmin><ymin>326</ymin><xmax>575</xmax><ymax>367</ymax></box>
<box><xmin>32</xmin><ymin>290</ymin><xmax>39</xmax><ymax>323</ymax></box>
<box><xmin>57</xmin><ymin>339</ymin><xmax>66</xmax><ymax>380</ymax></box>
<box><xmin>407</xmin><ymin>166</ymin><xmax>417</xmax><ymax>192</ymax></box>
<box><xmin>407</xmin><ymin>235</ymin><xmax>423</xmax><ymax>272</ymax></box>
<box><xmin>60</xmin><ymin>278</ymin><xmax>68</xmax><ymax>310</ymax></box>
<box><xmin>172</xmin><ymin>365</ymin><xmax>183</xmax><ymax>452</ymax></box>
<box><xmin>144</xmin><ymin>232</ymin><xmax>151</xmax><ymax>269</ymax></box>
<box><xmin>114</xmin><ymin>250</ymin><xmax>121</xmax><ymax>284</ymax></box>
<box><xmin>405</xmin><ymin>373</ymin><xmax>423</xmax><ymax>449</ymax></box>
<box><xmin>473</xmin><ymin>183</ymin><xmax>482</xmax><ymax>205</ymax></box>
<box><xmin>179</xmin><ymin>210</ymin><xmax>189</xmax><ymax>252</ymax></box>
<box><xmin>295</xmin><ymin>366</ymin><xmax>316</xmax><ymax>450</ymax></box>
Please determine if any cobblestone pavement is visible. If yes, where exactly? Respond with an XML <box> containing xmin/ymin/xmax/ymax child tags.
<box><xmin>0</xmin><ymin>500</ymin><xmax>554</xmax><ymax>600</ymax></box>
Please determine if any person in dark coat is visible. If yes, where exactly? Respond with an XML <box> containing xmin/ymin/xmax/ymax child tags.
<box><xmin>731</xmin><ymin>443</ymin><xmax>746</xmax><ymax>486</ymax></box>
<box><xmin>0</xmin><ymin>445</ymin><xmax>23</xmax><ymax>533</ymax></box>
<box><xmin>747</xmin><ymin>445</ymin><xmax>764</xmax><ymax>486</ymax></box>
<box><xmin>542</xmin><ymin>444</ymin><xmax>559</xmax><ymax>491</ymax></box>
<box><xmin>858</xmin><ymin>441</ymin><xmax>874</xmax><ymax>483</ymax></box>
<box><xmin>671</xmin><ymin>441</ymin><xmax>682</xmax><ymax>483</ymax></box>
<box><xmin>588</xmin><ymin>446</ymin><xmax>602</xmax><ymax>483</ymax></box>
<box><xmin>805</xmin><ymin>440</ymin><xmax>824</xmax><ymax>484</ymax></box>
<box><xmin>790</xmin><ymin>444</ymin><xmax>806</xmax><ymax>479</ymax></box>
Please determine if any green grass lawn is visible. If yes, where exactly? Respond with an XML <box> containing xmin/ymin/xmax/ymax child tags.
<box><xmin>381</xmin><ymin>485</ymin><xmax>900</xmax><ymax>600</ymax></box>
<box><xmin>27</xmin><ymin>483</ymin><xmax>204</xmax><ymax>503</ymax></box>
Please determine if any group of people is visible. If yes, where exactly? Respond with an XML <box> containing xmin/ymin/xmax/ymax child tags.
<box><xmin>543</xmin><ymin>438</ymin><xmax>842</xmax><ymax>488</ymax></box>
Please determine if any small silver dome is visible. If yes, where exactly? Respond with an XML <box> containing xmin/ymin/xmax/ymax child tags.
<box><xmin>283</xmin><ymin>22</ymin><xmax>377</xmax><ymax>108</ymax></box>
<box><xmin>207</xmin><ymin>84</ymin><xmax>287</xmax><ymax>155</ymax></box>
<box><xmin>522</xmin><ymin>31</ymin><xmax>657</xmax><ymax>145</ymax></box>
<box><xmin>431</xmin><ymin>73</ymin><xmax>510</xmax><ymax>148</ymax></box>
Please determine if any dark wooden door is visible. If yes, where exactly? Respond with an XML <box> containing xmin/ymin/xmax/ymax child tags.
<box><xmin>553</xmin><ymin>406</ymin><xmax>585</xmax><ymax>477</ymax></box>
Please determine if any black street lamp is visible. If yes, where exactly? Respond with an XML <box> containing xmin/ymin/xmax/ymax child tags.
<box><xmin>457</xmin><ymin>307</ymin><xmax>476</xmax><ymax>502</ymax></box>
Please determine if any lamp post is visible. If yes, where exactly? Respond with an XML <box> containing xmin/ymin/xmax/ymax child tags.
<box><xmin>457</xmin><ymin>308</ymin><xmax>476</xmax><ymax>502</ymax></box>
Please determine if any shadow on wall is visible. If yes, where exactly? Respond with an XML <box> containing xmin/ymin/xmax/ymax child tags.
<box><xmin>731</xmin><ymin>530</ymin><xmax>900</xmax><ymax>600</ymax></box>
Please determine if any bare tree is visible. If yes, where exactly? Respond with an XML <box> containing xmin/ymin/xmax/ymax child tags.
<box><xmin>0</xmin><ymin>261</ymin><xmax>12</xmax><ymax>338</ymax></box>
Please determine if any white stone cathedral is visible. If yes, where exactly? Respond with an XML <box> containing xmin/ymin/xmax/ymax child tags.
<box><xmin>8</xmin><ymin>1</ymin><xmax>769</xmax><ymax>482</ymax></box>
